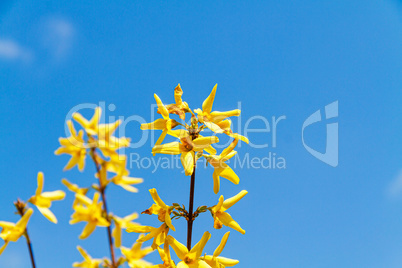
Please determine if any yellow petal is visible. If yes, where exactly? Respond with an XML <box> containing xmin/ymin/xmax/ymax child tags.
<box><xmin>155</xmin><ymin>129</ymin><xmax>168</xmax><ymax>147</ymax></box>
<box><xmin>0</xmin><ymin>242</ymin><xmax>9</xmax><ymax>256</ymax></box>
<box><xmin>37</xmin><ymin>206</ymin><xmax>58</xmax><ymax>224</ymax></box>
<box><xmin>217</xmin><ymin>165</ymin><xmax>239</xmax><ymax>185</ymax></box>
<box><xmin>79</xmin><ymin>223</ymin><xmax>97</xmax><ymax>239</ymax></box>
<box><xmin>152</xmin><ymin>142</ymin><xmax>181</xmax><ymax>155</ymax></box>
<box><xmin>36</xmin><ymin>172</ymin><xmax>44</xmax><ymax>196</ymax></box>
<box><xmin>126</xmin><ymin>225</ymin><xmax>155</xmax><ymax>233</ymax></box>
<box><xmin>166</xmin><ymin>235</ymin><xmax>188</xmax><ymax>260</ymax></box>
<box><xmin>154</xmin><ymin>94</ymin><xmax>170</xmax><ymax>120</ymax></box>
<box><xmin>41</xmin><ymin>190</ymin><xmax>66</xmax><ymax>201</ymax></box>
<box><xmin>220</xmin><ymin>139</ymin><xmax>238</xmax><ymax>159</ymax></box>
<box><xmin>213</xmin><ymin>196</ymin><xmax>224</xmax><ymax>213</ymax></box>
<box><xmin>16</xmin><ymin>208</ymin><xmax>33</xmax><ymax>229</ymax></box>
<box><xmin>218</xmin><ymin>212</ymin><xmax>245</xmax><ymax>235</ymax></box>
<box><xmin>202</xmin><ymin>84</ymin><xmax>217</xmax><ymax>114</ymax></box>
<box><xmin>164</xmin><ymin>211</ymin><xmax>175</xmax><ymax>232</ymax></box>
<box><xmin>212</xmin><ymin>171</ymin><xmax>220</xmax><ymax>194</ymax></box>
<box><xmin>192</xmin><ymin>136</ymin><xmax>219</xmax><ymax>151</ymax></box>
<box><xmin>213</xmin><ymin>232</ymin><xmax>230</xmax><ymax>257</ymax></box>
<box><xmin>149</xmin><ymin>189</ymin><xmax>167</xmax><ymax>209</ymax></box>
<box><xmin>113</xmin><ymin>224</ymin><xmax>122</xmax><ymax>248</ymax></box>
<box><xmin>77</xmin><ymin>246</ymin><xmax>90</xmax><ymax>259</ymax></box>
<box><xmin>204</xmin><ymin>121</ymin><xmax>224</xmax><ymax>133</ymax></box>
<box><xmin>119</xmin><ymin>183</ymin><xmax>139</xmax><ymax>193</ymax></box>
<box><xmin>174</xmin><ymin>83</ymin><xmax>183</xmax><ymax>105</ymax></box>
<box><xmin>141</xmin><ymin>118</ymin><xmax>167</xmax><ymax>130</ymax></box>
<box><xmin>190</xmin><ymin>231</ymin><xmax>211</xmax><ymax>259</ymax></box>
<box><xmin>216</xmin><ymin>256</ymin><xmax>239</xmax><ymax>266</ymax></box>
<box><xmin>222</xmin><ymin>190</ymin><xmax>248</xmax><ymax>210</ymax></box>
<box><xmin>210</xmin><ymin>109</ymin><xmax>241</xmax><ymax>123</ymax></box>
<box><xmin>181</xmin><ymin>151</ymin><xmax>194</xmax><ymax>176</ymax></box>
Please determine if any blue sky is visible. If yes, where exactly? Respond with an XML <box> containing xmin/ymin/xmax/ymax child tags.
<box><xmin>0</xmin><ymin>1</ymin><xmax>401</xmax><ymax>267</ymax></box>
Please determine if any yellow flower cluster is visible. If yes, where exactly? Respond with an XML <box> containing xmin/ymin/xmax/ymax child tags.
<box><xmin>56</xmin><ymin>107</ymin><xmax>149</xmax><ymax>268</ymax></box>
<box><xmin>127</xmin><ymin>84</ymin><xmax>249</xmax><ymax>268</ymax></box>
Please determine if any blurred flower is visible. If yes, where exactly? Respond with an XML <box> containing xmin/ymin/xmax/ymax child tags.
<box><xmin>70</xmin><ymin>192</ymin><xmax>110</xmax><ymax>239</ymax></box>
<box><xmin>73</xmin><ymin>107</ymin><xmax>101</xmax><ymax>136</ymax></box>
<box><xmin>121</xmin><ymin>235</ymin><xmax>154</xmax><ymax>268</ymax></box>
<box><xmin>0</xmin><ymin>208</ymin><xmax>33</xmax><ymax>255</ymax></box>
<box><xmin>55</xmin><ymin>120</ymin><xmax>87</xmax><ymax>171</ymax></box>
<box><xmin>73</xmin><ymin>246</ymin><xmax>103</xmax><ymax>268</ymax></box>
<box><xmin>112</xmin><ymin>211</ymin><xmax>140</xmax><ymax>248</ymax></box>
<box><xmin>28</xmin><ymin>172</ymin><xmax>65</xmax><ymax>223</ymax></box>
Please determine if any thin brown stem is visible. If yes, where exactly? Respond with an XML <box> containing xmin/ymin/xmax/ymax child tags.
<box><xmin>187</xmin><ymin>159</ymin><xmax>196</xmax><ymax>250</ymax></box>
<box><xmin>91</xmin><ymin>148</ymin><xmax>117</xmax><ymax>268</ymax></box>
<box><xmin>16</xmin><ymin>206</ymin><xmax>36</xmax><ymax>268</ymax></box>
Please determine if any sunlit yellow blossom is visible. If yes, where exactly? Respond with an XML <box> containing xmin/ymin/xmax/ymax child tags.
<box><xmin>165</xmin><ymin>84</ymin><xmax>190</xmax><ymax>120</ymax></box>
<box><xmin>0</xmin><ymin>208</ymin><xmax>33</xmax><ymax>255</ymax></box>
<box><xmin>121</xmin><ymin>235</ymin><xmax>154</xmax><ymax>268</ymax></box>
<box><xmin>28</xmin><ymin>172</ymin><xmax>65</xmax><ymax>223</ymax></box>
<box><xmin>70</xmin><ymin>193</ymin><xmax>110</xmax><ymax>239</ymax></box>
<box><xmin>202</xmin><ymin>232</ymin><xmax>239</xmax><ymax>268</ymax></box>
<box><xmin>211</xmin><ymin>190</ymin><xmax>248</xmax><ymax>234</ymax></box>
<box><xmin>73</xmin><ymin>107</ymin><xmax>101</xmax><ymax>136</ymax></box>
<box><xmin>167</xmin><ymin>231</ymin><xmax>211</xmax><ymax>268</ymax></box>
<box><xmin>55</xmin><ymin>120</ymin><xmax>87</xmax><ymax>171</ymax></box>
<box><xmin>127</xmin><ymin>223</ymin><xmax>169</xmax><ymax>250</ymax></box>
<box><xmin>194</xmin><ymin>84</ymin><xmax>241</xmax><ymax>134</ymax></box>
<box><xmin>205</xmin><ymin>139</ymin><xmax>239</xmax><ymax>194</ymax></box>
<box><xmin>142</xmin><ymin>189</ymin><xmax>175</xmax><ymax>231</ymax></box>
<box><xmin>112</xmin><ymin>212</ymin><xmax>140</xmax><ymax>248</ymax></box>
<box><xmin>152</xmin><ymin>136</ymin><xmax>219</xmax><ymax>176</ymax></box>
<box><xmin>141</xmin><ymin>94</ymin><xmax>180</xmax><ymax>147</ymax></box>
<box><xmin>73</xmin><ymin>246</ymin><xmax>103</xmax><ymax>268</ymax></box>
<box><xmin>97</xmin><ymin>120</ymin><xmax>131</xmax><ymax>157</ymax></box>
<box><xmin>151</xmin><ymin>241</ymin><xmax>176</xmax><ymax>268</ymax></box>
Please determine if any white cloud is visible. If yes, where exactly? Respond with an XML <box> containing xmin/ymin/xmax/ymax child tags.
<box><xmin>387</xmin><ymin>169</ymin><xmax>402</xmax><ymax>198</ymax></box>
<box><xmin>0</xmin><ymin>39</ymin><xmax>32</xmax><ymax>62</ymax></box>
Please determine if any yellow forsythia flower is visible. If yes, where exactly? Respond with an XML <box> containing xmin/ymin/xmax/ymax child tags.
<box><xmin>107</xmin><ymin>156</ymin><xmax>143</xmax><ymax>193</ymax></box>
<box><xmin>127</xmin><ymin>223</ymin><xmax>170</xmax><ymax>250</ymax></box>
<box><xmin>205</xmin><ymin>139</ymin><xmax>239</xmax><ymax>194</ymax></box>
<box><xmin>55</xmin><ymin>120</ymin><xmax>87</xmax><ymax>171</ymax></box>
<box><xmin>167</xmin><ymin>232</ymin><xmax>211</xmax><ymax>268</ymax></box>
<box><xmin>28</xmin><ymin>172</ymin><xmax>65</xmax><ymax>223</ymax></box>
<box><xmin>142</xmin><ymin>188</ymin><xmax>175</xmax><ymax>231</ymax></box>
<box><xmin>152</xmin><ymin>136</ymin><xmax>219</xmax><ymax>176</ymax></box>
<box><xmin>70</xmin><ymin>193</ymin><xmax>110</xmax><ymax>239</ymax></box>
<box><xmin>73</xmin><ymin>107</ymin><xmax>101</xmax><ymax>136</ymax></box>
<box><xmin>97</xmin><ymin>120</ymin><xmax>131</xmax><ymax>157</ymax></box>
<box><xmin>202</xmin><ymin>232</ymin><xmax>239</xmax><ymax>267</ymax></box>
<box><xmin>211</xmin><ymin>190</ymin><xmax>248</xmax><ymax>234</ymax></box>
<box><xmin>120</xmin><ymin>236</ymin><xmax>154</xmax><ymax>268</ymax></box>
<box><xmin>141</xmin><ymin>94</ymin><xmax>180</xmax><ymax>147</ymax></box>
<box><xmin>165</xmin><ymin>84</ymin><xmax>190</xmax><ymax>120</ymax></box>
<box><xmin>73</xmin><ymin>246</ymin><xmax>103</xmax><ymax>268</ymax></box>
<box><xmin>0</xmin><ymin>208</ymin><xmax>33</xmax><ymax>255</ymax></box>
<box><xmin>194</xmin><ymin>84</ymin><xmax>240</xmax><ymax>133</ymax></box>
